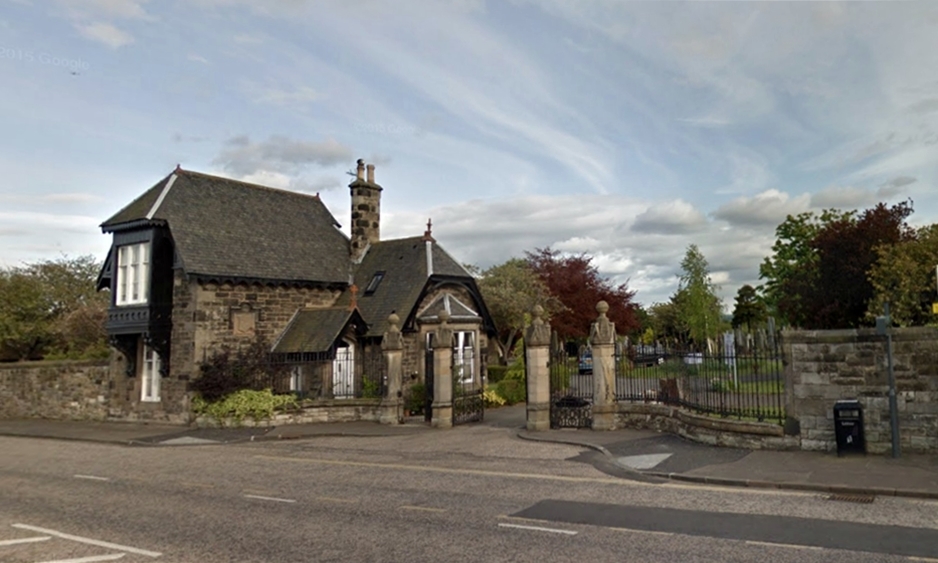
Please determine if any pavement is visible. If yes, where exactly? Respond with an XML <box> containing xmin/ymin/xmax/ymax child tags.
<box><xmin>1</xmin><ymin>404</ymin><xmax>937</xmax><ymax>500</ymax></box>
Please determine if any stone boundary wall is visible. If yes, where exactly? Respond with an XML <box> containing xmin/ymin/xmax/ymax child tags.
<box><xmin>782</xmin><ymin>327</ymin><xmax>938</xmax><ymax>454</ymax></box>
<box><xmin>0</xmin><ymin>360</ymin><xmax>112</xmax><ymax>421</ymax></box>
<box><xmin>615</xmin><ymin>403</ymin><xmax>799</xmax><ymax>450</ymax></box>
<box><xmin>193</xmin><ymin>399</ymin><xmax>386</xmax><ymax>427</ymax></box>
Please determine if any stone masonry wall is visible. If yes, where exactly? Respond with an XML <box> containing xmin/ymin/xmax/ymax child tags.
<box><xmin>783</xmin><ymin>327</ymin><xmax>938</xmax><ymax>454</ymax></box>
<box><xmin>0</xmin><ymin>360</ymin><xmax>111</xmax><ymax>420</ymax></box>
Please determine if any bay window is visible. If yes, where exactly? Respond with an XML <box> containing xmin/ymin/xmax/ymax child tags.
<box><xmin>116</xmin><ymin>242</ymin><xmax>149</xmax><ymax>306</ymax></box>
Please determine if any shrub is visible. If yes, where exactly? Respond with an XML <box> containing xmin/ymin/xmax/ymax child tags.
<box><xmin>406</xmin><ymin>382</ymin><xmax>427</xmax><ymax>414</ymax></box>
<box><xmin>192</xmin><ymin>337</ymin><xmax>290</xmax><ymax>402</ymax></box>
<box><xmin>192</xmin><ymin>389</ymin><xmax>298</xmax><ymax>426</ymax></box>
<box><xmin>483</xmin><ymin>387</ymin><xmax>506</xmax><ymax>407</ymax></box>
<box><xmin>487</xmin><ymin>365</ymin><xmax>508</xmax><ymax>383</ymax></box>
<box><xmin>495</xmin><ymin>379</ymin><xmax>526</xmax><ymax>405</ymax></box>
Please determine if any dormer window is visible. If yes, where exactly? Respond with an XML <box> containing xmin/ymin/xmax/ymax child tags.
<box><xmin>116</xmin><ymin>242</ymin><xmax>150</xmax><ymax>306</ymax></box>
<box><xmin>364</xmin><ymin>271</ymin><xmax>385</xmax><ymax>296</ymax></box>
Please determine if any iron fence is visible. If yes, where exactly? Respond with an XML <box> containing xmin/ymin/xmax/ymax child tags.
<box><xmin>549</xmin><ymin>341</ymin><xmax>593</xmax><ymax>428</ymax></box>
<box><xmin>615</xmin><ymin>326</ymin><xmax>785</xmax><ymax>424</ymax></box>
<box><xmin>247</xmin><ymin>346</ymin><xmax>387</xmax><ymax>400</ymax></box>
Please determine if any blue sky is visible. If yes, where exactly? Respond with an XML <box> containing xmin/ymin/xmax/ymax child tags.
<box><xmin>2</xmin><ymin>0</ymin><xmax>936</xmax><ymax>308</ymax></box>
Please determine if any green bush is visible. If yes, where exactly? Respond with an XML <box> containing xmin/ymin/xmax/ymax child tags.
<box><xmin>495</xmin><ymin>379</ymin><xmax>526</xmax><ymax>405</ymax></box>
<box><xmin>192</xmin><ymin>388</ymin><xmax>298</xmax><ymax>426</ymax></box>
<box><xmin>406</xmin><ymin>382</ymin><xmax>427</xmax><ymax>414</ymax></box>
<box><xmin>487</xmin><ymin>365</ymin><xmax>508</xmax><ymax>383</ymax></box>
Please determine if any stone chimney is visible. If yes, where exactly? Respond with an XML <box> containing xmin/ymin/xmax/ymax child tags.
<box><xmin>349</xmin><ymin>158</ymin><xmax>382</xmax><ymax>262</ymax></box>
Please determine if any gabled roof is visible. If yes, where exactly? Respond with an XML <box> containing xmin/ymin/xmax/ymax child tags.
<box><xmin>101</xmin><ymin>169</ymin><xmax>351</xmax><ymax>284</ymax></box>
<box><xmin>335</xmin><ymin>236</ymin><xmax>473</xmax><ymax>337</ymax></box>
<box><xmin>272</xmin><ymin>307</ymin><xmax>366</xmax><ymax>354</ymax></box>
<box><xmin>417</xmin><ymin>293</ymin><xmax>480</xmax><ymax>322</ymax></box>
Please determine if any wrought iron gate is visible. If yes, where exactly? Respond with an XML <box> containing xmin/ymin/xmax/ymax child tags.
<box><xmin>453</xmin><ymin>369</ymin><xmax>484</xmax><ymax>426</ymax></box>
<box><xmin>549</xmin><ymin>342</ymin><xmax>593</xmax><ymax>428</ymax></box>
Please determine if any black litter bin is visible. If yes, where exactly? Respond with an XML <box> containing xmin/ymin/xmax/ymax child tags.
<box><xmin>833</xmin><ymin>399</ymin><xmax>865</xmax><ymax>455</ymax></box>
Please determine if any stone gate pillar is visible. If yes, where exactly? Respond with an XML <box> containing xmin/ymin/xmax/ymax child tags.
<box><xmin>380</xmin><ymin>313</ymin><xmax>404</xmax><ymax>424</ymax></box>
<box><xmin>524</xmin><ymin>305</ymin><xmax>551</xmax><ymax>431</ymax></box>
<box><xmin>590</xmin><ymin>301</ymin><xmax>617</xmax><ymax>431</ymax></box>
<box><xmin>432</xmin><ymin>309</ymin><xmax>454</xmax><ymax>428</ymax></box>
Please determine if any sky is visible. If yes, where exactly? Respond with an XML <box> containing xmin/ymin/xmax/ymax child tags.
<box><xmin>1</xmin><ymin>0</ymin><xmax>937</xmax><ymax>310</ymax></box>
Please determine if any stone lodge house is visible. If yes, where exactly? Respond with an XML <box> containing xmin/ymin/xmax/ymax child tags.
<box><xmin>96</xmin><ymin>160</ymin><xmax>495</xmax><ymax>421</ymax></box>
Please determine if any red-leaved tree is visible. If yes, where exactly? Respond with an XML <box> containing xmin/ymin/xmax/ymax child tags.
<box><xmin>525</xmin><ymin>247</ymin><xmax>640</xmax><ymax>340</ymax></box>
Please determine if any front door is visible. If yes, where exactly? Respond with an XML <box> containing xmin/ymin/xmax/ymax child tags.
<box><xmin>333</xmin><ymin>344</ymin><xmax>355</xmax><ymax>398</ymax></box>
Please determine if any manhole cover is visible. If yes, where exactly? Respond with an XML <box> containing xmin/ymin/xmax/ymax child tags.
<box><xmin>827</xmin><ymin>493</ymin><xmax>875</xmax><ymax>504</ymax></box>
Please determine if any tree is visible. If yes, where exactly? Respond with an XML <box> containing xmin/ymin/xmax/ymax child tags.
<box><xmin>731</xmin><ymin>284</ymin><xmax>767</xmax><ymax>331</ymax></box>
<box><xmin>759</xmin><ymin>209</ymin><xmax>853</xmax><ymax>326</ymax></box>
<box><xmin>647</xmin><ymin>301</ymin><xmax>687</xmax><ymax>343</ymax></box>
<box><xmin>761</xmin><ymin>202</ymin><xmax>914</xmax><ymax>329</ymax></box>
<box><xmin>674</xmin><ymin>244</ymin><xmax>723</xmax><ymax>345</ymax></box>
<box><xmin>0</xmin><ymin>255</ymin><xmax>108</xmax><ymax>361</ymax></box>
<box><xmin>475</xmin><ymin>258</ymin><xmax>564</xmax><ymax>363</ymax></box>
<box><xmin>525</xmin><ymin>248</ymin><xmax>640</xmax><ymax>340</ymax></box>
<box><xmin>867</xmin><ymin>223</ymin><xmax>938</xmax><ymax>326</ymax></box>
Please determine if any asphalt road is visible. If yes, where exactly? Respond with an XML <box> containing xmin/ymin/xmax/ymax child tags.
<box><xmin>1</xmin><ymin>427</ymin><xmax>937</xmax><ymax>563</ymax></box>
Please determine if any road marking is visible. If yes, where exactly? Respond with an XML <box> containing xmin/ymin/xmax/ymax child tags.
<box><xmin>243</xmin><ymin>494</ymin><xmax>297</xmax><ymax>504</ymax></box>
<box><xmin>0</xmin><ymin>536</ymin><xmax>51</xmax><ymax>546</ymax></box>
<box><xmin>11</xmin><ymin>524</ymin><xmax>161</xmax><ymax>558</ymax></box>
<box><xmin>498</xmin><ymin>523</ymin><xmax>578</xmax><ymax>535</ymax></box>
<box><xmin>909</xmin><ymin>557</ymin><xmax>938</xmax><ymax>562</ymax></box>
<box><xmin>399</xmin><ymin>506</ymin><xmax>446</xmax><ymax>513</ymax></box>
<box><xmin>73</xmin><ymin>475</ymin><xmax>110</xmax><ymax>482</ymax></box>
<box><xmin>37</xmin><ymin>554</ymin><xmax>126</xmax><ymax>563</ymax></box>
<box><xmin>609</xmin><ymin>526</ymin><xmax>674</xmax><ymax>537</ymax></box>
<box><xmin>745</xmin><ymin>540</ymin><xmax>824</xmax><ymax>551</ymax></box>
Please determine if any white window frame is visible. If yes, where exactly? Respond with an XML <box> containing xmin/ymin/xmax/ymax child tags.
<box><xmin>453</xmin><ymin>331</ymin><xmax>476</xmax><ymax>384</ymax></box>
<box><xmin>140</xmin><ymin>343</ymin><xmax>161</xmax><ymax>402</ymax></box>
<box><xmin>290</xmin><ymin>365</ymin><xmax>303</xmax><ymax>394</ymax></box>
<box><xmin>116</xmin><ymin>242</ymin><xmax>150</xmax><ymax>306</ymax></box>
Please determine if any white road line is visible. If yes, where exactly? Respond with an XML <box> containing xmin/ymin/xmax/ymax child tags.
<box><xmin>0</xmin><ymin>535</ymin><xmax>51</xmax><ymax>546</ymax></box>
<box><xmin>497</xmin><ymin>523</ymin><xmax>578</xmax><ymax>535</ymax></box>
<box><xmin>399</xmin><ymin>506</ymin><xmax>446</xmax><ymax>513</ymax></box>
<box><xmin>37</xmin><ymin>554</ymin><xmax>126</xmax><ymax>563</ymax></box>
<box><xmin>243</xmin><ymin>494</ymin><xmax>297</xmax><ymax>504</ymax></box>
<box><xmin>908</xmin><ymin>557</ymin><xmax>938</xmax><ymax>563</ymax></box>
<box><xmin>745</xmin><ymin>540</ymin><xmax>824</xmax><ymax>551</ymax></box>
<box><xmin>73</xmin><ymin>475</ymin><xmax>110</xmax><ymax>482</ymax></box>
<box><xmin>11</xmin><ymin>524</ymin><xmax>161</xmax><ymax>558</ymax></box>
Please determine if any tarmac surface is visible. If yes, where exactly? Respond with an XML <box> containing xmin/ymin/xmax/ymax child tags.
<box><xmin>1</xmin><ymin>403</ymin><xmax>936</xmax><ymax>499</ymax></box>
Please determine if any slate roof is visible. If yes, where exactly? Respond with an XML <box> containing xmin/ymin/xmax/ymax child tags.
<box><xmin>335</xmin><ymin>236</ymin><xmax>473</xmax><ymax>337</ymax></box>
<box><xmin>101</xmin><ymin>169</ymin><xmax>351</xmax><ymax>284</ymax></box>
<box><xmin>272</xmin><ymin>307</ymin><xmax>365</xmax><ymax>354</ymax></box>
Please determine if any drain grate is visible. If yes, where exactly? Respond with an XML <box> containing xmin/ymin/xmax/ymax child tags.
<box><xmin>827</xmin><ymin>493</ymin><xmax>875</xmax><ymax>504</ymax></box>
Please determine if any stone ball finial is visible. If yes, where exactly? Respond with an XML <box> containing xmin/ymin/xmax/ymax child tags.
<box><xmin>438</xmin><ymin>309</ymin><xmax>450</xmax><ymax>323</ymax></box>
<box><xmin>388</xmin><ymin>313</ymin><xmax>400</xmax><ymax>328</ymax></box>
<box><xmin>596</xmin><ymin>300</ymin><xmax>610</xmax><ymax>315</ymax></box>
<box><xmin>532</xmin><ymin>304</ymin><xmax>544</xmax><ymax>320</ymax></box>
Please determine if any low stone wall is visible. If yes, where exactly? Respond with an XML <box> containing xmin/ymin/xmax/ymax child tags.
<box><xmin>615</xmin><ymin>403</ymin><xmax>799</xmax><ymax>450</ymax></box>
<box><xmin>193</xmin><ymin>399</ymin><xmax>389</xmax><ymax>427</ymax></box>
<box><xmin>0</xmin><ymin>360</ymin><xmax>112</xmax><ymax>420</ymax></box>
<box><xmin>782</xmin><ymin>327</ymin><xmax>938</xmax><ymax>454</ymax></box>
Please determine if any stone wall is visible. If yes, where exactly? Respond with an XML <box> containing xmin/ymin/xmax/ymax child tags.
<box><xmin>782</xmin><ymin>327</ymin><xmax>938</xmax><ymax>454</ymax></box>
<box><xmin>616</xmin><ymin>403</ymin><xmax>800</xmax><ymax>450</ymax></box>
<box><xmin>0</xmin><ymin>360</ymin><xmax>111</xmax><ymax>420</ymax></box>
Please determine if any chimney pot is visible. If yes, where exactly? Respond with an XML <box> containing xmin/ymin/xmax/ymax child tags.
<box><xmin>356</xmin><ymin>159</ymin><xmax>365</xmax><ymax>180</ymax></box>
<box><xmin>366</xmin><ymin>164</ymin><xmax>375</xmax><ymax>184</ymax></box>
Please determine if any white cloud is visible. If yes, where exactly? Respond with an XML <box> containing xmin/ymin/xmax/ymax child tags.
<box><xmin>713</xmin><ymin>189</ymin><xmax>811</xmax><ymax>227</ymax></box>
<box><xmin>809</xmin><ymin>186</ymin><xmax>877</xmax><ymax>209</ymax></box>
<box><xmin>248</xmin><ymin>84</ymin><xmax>321</xmax><ymax>107</ymax></box>
<box><xmin>76</xmin><ymin>22</ymin><xmax>134</xmax><ymax>48</ymax></box>
<box><xmin>212</xmin><ymin>135</ymin><xmax>354</xmax><ymax>176</ymax></box>
<box><xmin>631</xmin><ymin>200</ymin><xmax>708</xmax><ymax>234</ymax></box>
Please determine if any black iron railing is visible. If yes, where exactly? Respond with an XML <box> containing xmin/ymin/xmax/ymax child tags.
<box><xmin>615</xmin><ymin>328</ymin><xmax>785</xmax><ymax>424</ymax></box>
